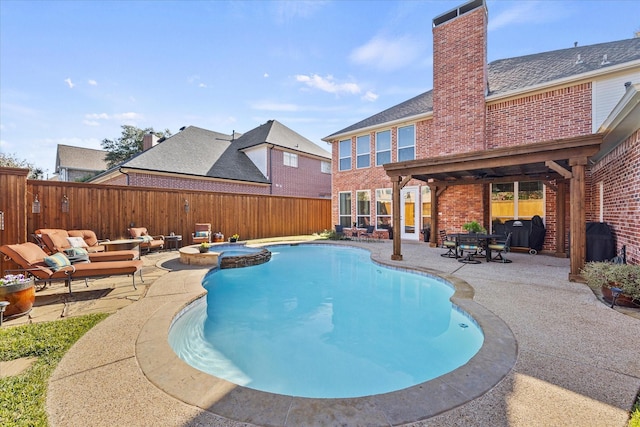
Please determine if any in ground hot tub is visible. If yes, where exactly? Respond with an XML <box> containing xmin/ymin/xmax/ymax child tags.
<box><xmin>179</xmin><ymin>243</ymin><xmax>271</xmax><ymax>267</ymax></box>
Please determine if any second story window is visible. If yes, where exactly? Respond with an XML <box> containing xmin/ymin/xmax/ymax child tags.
<box><xmin>283</xmin><ymin>152</ymin><xmax>298</xmax><ymax>167</ymax></box>
<box><xmin>356</xmin><ymin>135</ymin><xmax>370</xmax><ymax>168</ymax></box>
<box><xmin>398</xmin><ymin>125</ymin><xmax>415</xmax><ymax>162</ymax></box>
<box><xmin>339</xmin><ymin>139</ymin><xmax>351</xmax><ymax>171</ymax></box>
<box><xmin>376</xmin><ymin>130</ymin><xmax>391</xmax><ymax>166</ymax></box>
<box><xmin>321</xmin><ymin>161</ymin><xmax>331</xmax><ymax>174</ymax></box>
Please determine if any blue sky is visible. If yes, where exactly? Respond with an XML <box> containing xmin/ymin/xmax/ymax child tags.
<box><xmin>1</xmin><ymin>0</ymin><xmax>639</xmax><ymax>176</ymax></box>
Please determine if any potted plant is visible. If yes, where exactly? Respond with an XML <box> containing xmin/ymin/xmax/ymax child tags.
<box><xmin>462</xmin><ymin>220</ymin><xmax>486</xmax><ymax>234</ymax></box>
<box><xmin>229</xmin><ymin>234</ymin><xmax>240</xmax><ymax>243</ymax></box>
<box><xmin>0</xmin><ymin>273</ymin><xmax>36</xmax><ymax>319</ymax></box>
<box><xmin>581</xmin><ymin>262</ymin><xmax>640</xmax><ymax>307</ymax></box>
<box><xmin>199</xmin><ymin>242</ymin><xmax>210</xmax><ymax>253</ymax></box>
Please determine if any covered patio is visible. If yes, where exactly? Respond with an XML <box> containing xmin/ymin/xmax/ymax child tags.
<box><xmin>383</xmin><ymin>135</ymin><xmax>603</xmax><ymax>279</ymax></box>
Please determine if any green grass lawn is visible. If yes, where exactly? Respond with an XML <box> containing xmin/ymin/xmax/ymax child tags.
<box><xmin>0</xmin><ymin>314</ymin><xmax>109</xmax><ymax>427</ymax></box>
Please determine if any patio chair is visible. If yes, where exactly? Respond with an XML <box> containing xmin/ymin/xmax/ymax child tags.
<box><xmin>488</xmin><ymin>232</ymin><xmax>513</xmax><ymax>263</ymax></box>
<box><xmin>127</xmin><ymin>227</ymin><xmax>164</xmax><ymax>253</ymax></box>
<box><xmin>35</xmin><ymin>229</ymin><xmax>137</xmax><ymax>262</ymax></box>
<box><xmin>334</xmin><ymin>224</ymin><xmax>344</xmax><ymax>239</ymax></box>
<box><xmin>439</xmin><ymin>230</ymin><xmax>458</xmax><ymax>258</ymax></box>
<box><xmin>0</xmin><ymin>242</ymin><xmax>143</xmax><ymax>294</ymax></box>
<box><xmin>191</xmin><ymin>223</ymin><xmax>212</xmax><ymax>245</ymax></box>
<box><xmin>457</xmin><ymin>234</ymin><xmax>481</xmax><ymax>264</ymax></box>
<box><xmin>68</xmin><ymin>229</ymin><xmax>110</xmax><ymax>253</ymax></box>
<box><xmin>360</xmin><ymin>225</ymin><xmax>377</xmax><ymax>241</ymax></box>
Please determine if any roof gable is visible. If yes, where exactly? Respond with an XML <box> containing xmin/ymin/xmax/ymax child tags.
<box><xmin>235</xmin><ymin>120</ymin><xmax>331</xmax><ymax>158</ymax></box>
<box><xmin>55</xmin><ymin>144</ymin><xmax>108</xmax><ymax>172</ymax></box>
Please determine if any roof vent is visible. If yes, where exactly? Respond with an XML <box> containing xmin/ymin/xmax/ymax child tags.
<box><xmin>601</xmin><ymin>54</ymin><xmax>610</xmax><ymax>65</ymax></box>
<box><xmin>625</xmin><ymin>81</ymin><xmax>632</xmax><ymax>89</ymax></box>
<box><xmin>575</xmin><ymin>54</ymin><xmax>583</xmax><ymax>65</ymax></box>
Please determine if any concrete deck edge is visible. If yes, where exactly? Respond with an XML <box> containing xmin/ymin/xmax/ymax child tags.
<box><xmin>136</xmin><ymin>243</ymin><xmax>518</xmax><ymax>426</ymax></box>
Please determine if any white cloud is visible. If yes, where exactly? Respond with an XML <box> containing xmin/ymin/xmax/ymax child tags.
<box><xmin>264</xmin><ymin>73</ymin><xmax>269</xmax><ymax>78</ymax></box>
<box><xmin>251</xmin><ymin>102</ymin><xmax>300</xmax><ymax>112</ymax></box>
<box><xmin>85</xmin><ymin>113</ymin><xmax>110</xmax><ymax>120</ymax></box>
<box><xmin>350</xmin><ymin>35</ymin><xmax>424</xmax><ymax>71</ymax></box>
<box><xmin>199</xmin><ymin>83</ymin><xmax>207</xmax><ymax>88</ymax></box>
<box><xmin>64</xmin><ymin>78</ymin><xmax>75</xmax><ymax>88</ymax></box>
<box><xmin>488</xmin><ymin>1</ymin><xmax>554</xmax><ymax>32</ymax></box>
<box><xmin>88</xmin><ymin>79</ymin><xmax>98</xmax><ymax>86</ymax></box>
<box><xmin>275</xmin><ymin>1</ymin><xmax>327</xmax><ymax>23</ymax></box>
<box><xmin>295</xmin><ymin>74</ymin><xmax>361</xmax><ymax>95</ymax></box>
<box><xmin>361</xmin><ymin>91</ymin><xmax>378</xmax><ymax>102</ymax></box>
<box><xmin>83</xmin><ymin>112</ymin><xmax>142</xmax><ymax>125</ymax></box>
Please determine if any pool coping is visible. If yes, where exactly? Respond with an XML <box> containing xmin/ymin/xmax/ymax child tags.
<box><xmin>136</xmin><ymin>243</ymin><xmax>517</xmax><ymax>426</ymax></box>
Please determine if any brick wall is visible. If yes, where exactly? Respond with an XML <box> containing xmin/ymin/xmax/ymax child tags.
<box><xmin>124</xmin><ymin>173</ymin><xmax>270</xmax><ymax>195</ymax></box>
<box><xmin>588</xmin><ymin>129</ymin><xmax>640</xmax><ymax>264</ymax></box>
<box><xmin>270</xmin><ymin>149</ymin><xmax>331</xmax><ymax>198</ymax></box>
<box><xmin>432</xmin><ymin>4</ymin><xmax>487</xmax><ymax>154</ymax></box>
<box><xmin>487</xmin><ymin>84</ymin><xmax>593</xmax><ymax>148</ymax></box>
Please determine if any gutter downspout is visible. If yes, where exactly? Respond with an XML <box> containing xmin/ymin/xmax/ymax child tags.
<box><xmin>119</xmin><ymin>167</ymin><xmax>130</xmax><ymax>186</ymax></box>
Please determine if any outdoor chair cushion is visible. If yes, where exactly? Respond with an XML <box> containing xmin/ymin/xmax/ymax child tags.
<box><xmin>36</xmin><ymin>229</ymin><xmax>136</xmax><ymax>261</ymax></box>
<box><xmin>68</xmin><ymin>229</ymin><xmax>105</xmax><ymax>251</ymax></box>
<box><xmin>44</xmin><ymin>252</ymin><xmax>72</xmax><ymax>271</ymax></box>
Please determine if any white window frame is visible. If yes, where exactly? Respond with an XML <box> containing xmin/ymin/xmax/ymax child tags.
<box><xmin>283</xmin><ymin>152</ymin><xmax>298</xmax><ymax>167</ymax></box>
<box><xmin>356</xmin><ymin>135</ymin><xmax>370</xmax><ymax>169</ymax></box>
<box><xmin>338</xmin><ymin>191</ymin><xmax>352</xmax><ymax>228</ymax></box>
<box><xmin>339</xmin><ymin>139</ymin><xmax>352</xmax><ymax>171</ymax></box>
<box><xmin>397</xmin><ymin>124</ymin><xmax>415</xmax><ymax>162</ymax></box>
<box><xmin>356</xmin><ymin>190</ymin><xmax>371</xmax><ymax>228</ymax></box>
<box><xmin>376</xmin><ymin>188</ymin><xmax>392</xmax><ymax>230</ymax></box>
<box><xmin>375</xmin><ymin>130</ymin><xmax>391</xmax><ymax>166</ymax></box>
<box><xmin>321</xmin><ymin>160</ymin><xmax>331</xmax><ymax>174</ymax></box>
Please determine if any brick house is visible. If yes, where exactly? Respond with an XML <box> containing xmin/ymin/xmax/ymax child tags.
<box><xmin>92</xmin><ymin>120</ymin><xmax>332</xmax><ymax>199</ymax></box>
<box><xmin>54</xmin><ymin>144</ymin><xmax>108</xmax><ymax>182</ymax></box>
<box><xmin>323</xmin><ymin>0</ymin><xmax>640</xmax><ymax>276</ymax></box>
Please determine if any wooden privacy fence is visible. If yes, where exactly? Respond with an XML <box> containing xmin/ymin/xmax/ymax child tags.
<box><xmin>1</xmin><ymin>168</ymin><xmax>332</xmax><ymax>273</ymax></box>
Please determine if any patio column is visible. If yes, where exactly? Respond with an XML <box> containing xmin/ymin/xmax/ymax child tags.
<box><xmin>569</xmin><ymin>158</ymin><xmax>587</xmax><ymax>280</ymax></box>
<box><xmin>391</xmin><ymin>178</ymin><xmax>402</xmax><ymax>260</ymax></box>
<box><xmin>429</xmin><ymin>184</ymin><xmax>439</xmax><ymax>247</ymax></box>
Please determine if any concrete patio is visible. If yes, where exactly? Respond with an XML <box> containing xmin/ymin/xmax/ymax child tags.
<box><xmin>5</xmin><ymin>240</ymin><xmax>639</xmax><ymax>426</ymax></box>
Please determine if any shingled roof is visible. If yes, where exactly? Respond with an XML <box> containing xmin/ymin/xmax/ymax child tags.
<box><xmin>118</xmin><ymin>120</ymin><xmax>330</xmax><ymax>183</ymax></box>
<box><xmin>55</xmin><ymin>144</ymin><xmax>108</xmax><ymax>172</ymax></box>
<box><xmin>325</xmin><ymin>37</ymin><xmax>640</xmax><ymax>139</ymax></box>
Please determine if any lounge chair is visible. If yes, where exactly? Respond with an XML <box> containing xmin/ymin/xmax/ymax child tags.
<box><xmin>0</xmin><ymin>242</ymin><xmax>143</xmax><ymax>294</ymax></box>
<box><xmin>192</xmin><ymin>223</ymin><xmax>211</xmax><ymax>245</ymax></box>
<box><xmin>127</xmin><ymin>227</ymin><xmax>164</xmax><ymax>253</ymax></box>
<box><xmin>35</xmin><ymin>229</ymin><xmax>137</xmax><ymax>262</ymax></box>
<box><xmin>68</xmin><ymin>229</ymin><xmax>109</xmax><ymax>252</ymax></box>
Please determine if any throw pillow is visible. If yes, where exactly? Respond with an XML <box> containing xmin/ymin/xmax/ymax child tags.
<box><xmin>138</xmin><ymin>235</ymin><xmax>153</xmax><ymax>243</ymax></box>
<box><xmin>67</xmin><ymin>236</ymin><xmax>88</xmax><ymax>248</ymax></box>
<box><xmin>44</xmin><ymin>252</ymin><xmax>72</xmax><ymax>271</ymax></box>
<box><xmin>195</xmin><ymin>231</ymin><xmax>209</xmax><ymax>238</ymax></box>
<box><xmin>64</xmin><ymin>247</ymin><xmax>89</xmax><ymax>256</ymax></box>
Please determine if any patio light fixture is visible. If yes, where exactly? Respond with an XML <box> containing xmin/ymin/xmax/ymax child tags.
<box><xmin>61</xmin><ymin>195</ymin><xmax>70</xmax><ymax>213</ymax></box>
<box><xmin>32</xmin><ymin>194</ymin><xmax>41</xmax><ymax>214</ymax></box>
<box><xmin>184</xmin><ymin>199</ymin><xmax>190</xmax><ymax>213</ymax></box>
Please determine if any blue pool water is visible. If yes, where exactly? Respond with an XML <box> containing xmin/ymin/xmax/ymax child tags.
<box><xmin>169</xmin><ymin>244</ymin><xmax>484</xmax><ymax>398</ymax></box>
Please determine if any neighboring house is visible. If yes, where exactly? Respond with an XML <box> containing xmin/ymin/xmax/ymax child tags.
<box><xmin>54</xmin><ymin>144</ymin><xmax>108</xmax><ymax>182</ymax></box>
<box><xmin>91</xmin><ymin>120</ymin><xmax>332</xmax><ymax>199</ymax></box>
<box><xmin>323</xmin><ymin>0</ymin><xmax>640</xmax><ymax>274</ymax></box>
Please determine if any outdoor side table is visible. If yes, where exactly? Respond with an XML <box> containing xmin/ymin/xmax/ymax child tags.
<box><xmin>164</xmin><ymin>235</ymin><xmax>183</xmax><ymax>251</ymax></box>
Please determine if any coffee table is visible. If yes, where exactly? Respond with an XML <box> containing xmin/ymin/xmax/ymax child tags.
<box><xmin>102</xmin><ymin>239</ymin><xmax>141</xmax><ymax>259</ymax></box>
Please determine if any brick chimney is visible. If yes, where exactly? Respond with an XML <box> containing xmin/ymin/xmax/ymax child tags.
<box><xmin>432</xmin><ymin>0</ymin><xmax>488</xmax><ymax>155</ymax></box>
<box><xmin>142</xmin><ymin>133</ymin><xmax>159</xmax><ymax>151</ymax></box>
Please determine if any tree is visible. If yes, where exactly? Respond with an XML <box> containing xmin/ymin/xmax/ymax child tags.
<box><xmin>0</xmin><ymin>152</ymin><xmax>44</xmax><ymax>179</ymax></box>
<box><xmin>101</xmin><ymin>125</ymin><xmax>171</xmax><ymax>168</ymax></box>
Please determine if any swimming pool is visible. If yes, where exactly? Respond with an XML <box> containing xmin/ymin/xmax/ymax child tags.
<box><xmin>169</xmin><ymin>244</ymin><xmax>484</xmax><ymax>398</ymax></box>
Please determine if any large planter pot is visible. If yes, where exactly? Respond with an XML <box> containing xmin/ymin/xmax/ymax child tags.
<box><xmin>601</xmin><ymin>285</ymin><xmax>639</xmax><ymax>308</ymax></box>
<box><xmin>0</xmin><ymin>278</ymin><xmax>36</xmax><ymax>319</ymax></box>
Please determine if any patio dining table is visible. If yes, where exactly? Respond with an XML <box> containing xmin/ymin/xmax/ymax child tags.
<box><xmin>448</xmin><ymin>233</ymin><xmax>504</xmax><ymax>262</ymax></box>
